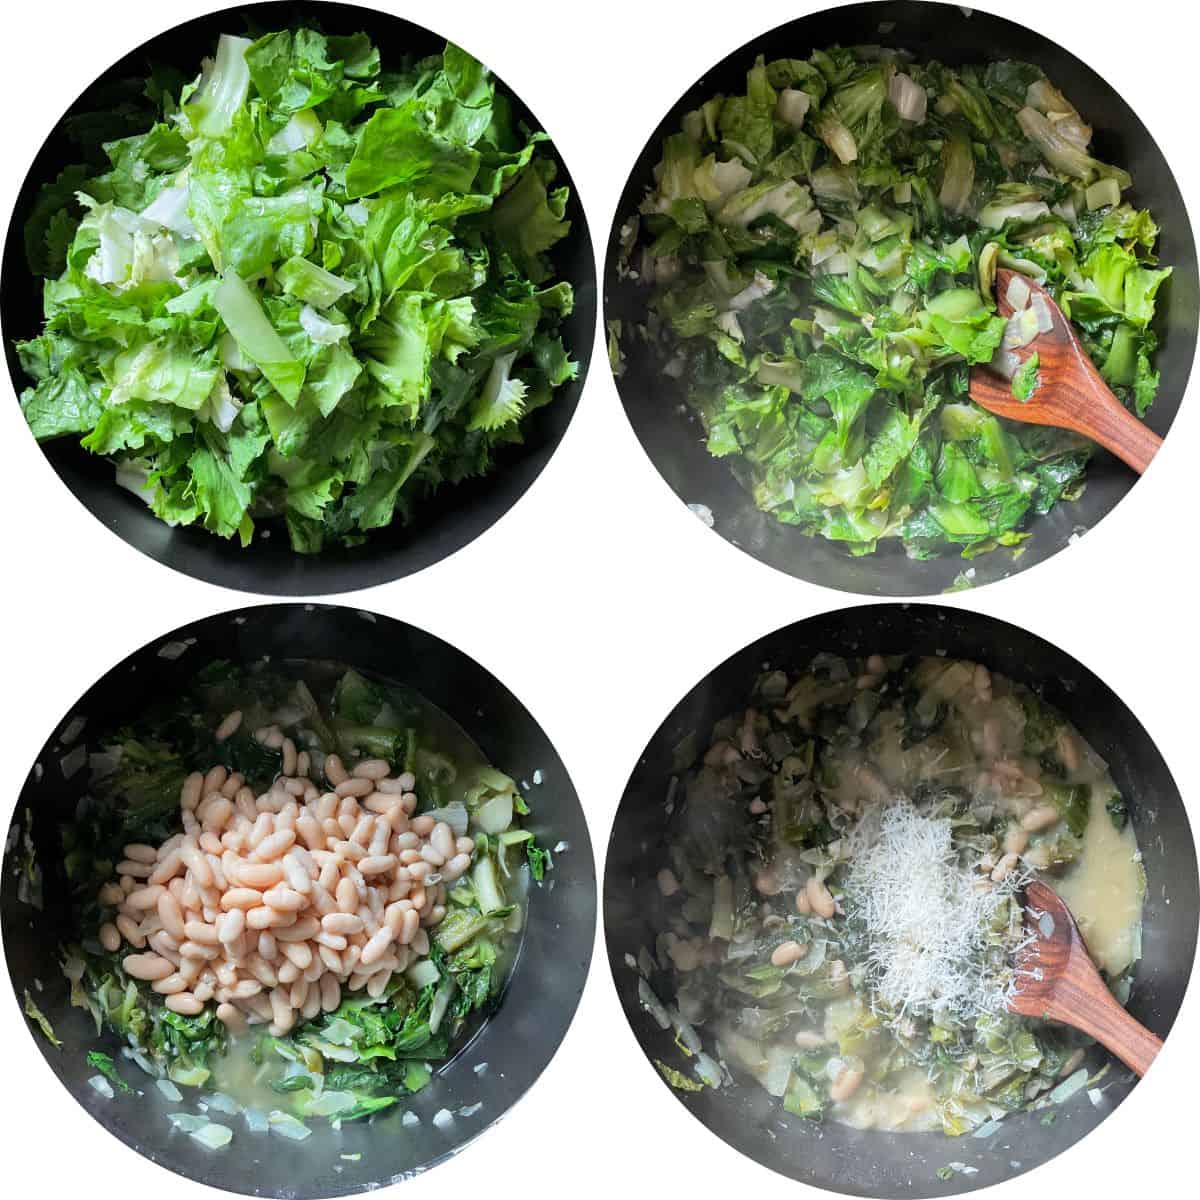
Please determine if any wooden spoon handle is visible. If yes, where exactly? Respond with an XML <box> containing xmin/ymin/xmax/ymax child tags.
<box><xmin>1052</xmin><ymin>987</ymin><xmax>1164</xmax><ymax>1078</ymax></box>
<box><xmin>1067</xmin><ymin>351</ymin><xmax>1163</xmax><ymax>475</ymax></box>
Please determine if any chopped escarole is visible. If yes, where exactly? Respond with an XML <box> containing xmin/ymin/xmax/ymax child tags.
<box><xmin>621</xmin><ymin>47</ymin><xmax>1171</xmax><ymax>559</ymax></box>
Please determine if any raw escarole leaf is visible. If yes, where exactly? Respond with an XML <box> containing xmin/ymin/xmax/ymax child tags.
<box><xmin>621</xmin><ymin>48</ymin><xmax>1169</xmax><ymax>559</ymax></box>
<box><xmin>17</xmin><ymin>29</ymin><xmax>576</xmax><ymax>553</ymax></box>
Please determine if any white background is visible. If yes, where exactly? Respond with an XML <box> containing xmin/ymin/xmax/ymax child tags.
<box><xmin>1</xmin><ymin>0</ymin><xmax>1197</xmax><ymax>1197</ymax></box>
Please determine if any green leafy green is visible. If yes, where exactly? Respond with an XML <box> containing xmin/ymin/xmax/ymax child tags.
<box><xmin>621</xmin><ymin>48</ymin><xmax>1169</xmax><ymax>559</ymax></box>
<box><xmin>87</xmin><ymin>1050</ymin><xmax>133</xmax><ymax>1093</ymax></box>
<box><xmin>1011</xmin><ymin>352</ymin><xmax>1041</xmax><ymax>402</ymax></box>
<box><xmin>16</xmin><ymin>29</ymin><xmax>576</xmax><ymax>553</ymax></box>
<box><xmin>24</xmin><ymin>990</ymin><xmax>62</xmax><ymax>1047</ymax></box>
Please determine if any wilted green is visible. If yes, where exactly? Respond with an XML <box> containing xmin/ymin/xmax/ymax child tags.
<box><xmin>621</xmin><ymin>48</ymin><xmax>1170</xmax><ymax>559</ymax></box>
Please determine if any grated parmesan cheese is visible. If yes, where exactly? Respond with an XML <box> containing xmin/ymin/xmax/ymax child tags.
<box><xmin>843</xmin><ymin>802</ymin><xmax>1026</xmax><ymax>1020</ymax></box>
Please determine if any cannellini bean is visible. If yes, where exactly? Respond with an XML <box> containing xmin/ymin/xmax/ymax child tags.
<box><xmin>216</xmin><ymin>1002</ymin><xmax>246</xmax><ymax>1031</ymax></box>
<box><xmin>322</xmin><ymin>912</ymin><xmax>364</xmax><ymax>936</ymax></box>
<box><xmin>166</xmin><ymin>992</ymin><xmax>204</xmax><ymax>1016</ymax></box>
<box><xmin>441</xmin><ymin>854</ymin><xmax>471</xmax><ymax>883</ymax></box>
<box><xmin>268</xmin><ymin>987</ymin><xmax>295</xmax><ymax>1035</ymax></box>
<box><xmin>359</xmin><ymin>855</ymin><xmax>397</xmax><ymax>877</ymax></box>
<box><xmin>282</xmin><ymin>854</ymin><xmax>312</xmax><ymax>894</ymax></box>
<box><xmin>281</xmin><ymin>738</ymin><xmax>298</xmax><ymax>778</ymax></box>
<box><xmin>246</xmin><ymin>906</ymin><xmax>283</xmax><ymax>930</ymax></box>
<box><xmin>148</xmin><ymin>851</ymin><xmax>183</xmax><ymax>886</ymax></box>
<box><xmin>179</xmin><ymin>842</ymin><xmax>214</xmax><ymax>887</ymax></box>
<box><xmin>1021</xmin><ymin>805</ymin><xmax>1061</xmax><ymax>832</ymax></box>
<box><xmin>115</xmin><ymin>914</ymin><xmax>146</xmax><ymax>949</ymax></box>
<box><xmin>124</xmin><ymin>953</ymin><xmax>174</xmax><ymax>981</ymax></box>
<box><xmin>152</xmin><ymin>972</ymin><xmax>190</xmax><ymax>995</ymax></box>
<box><xmin>217</xmin><ymin>908</ymin><xmax>246</xmax><ymax>944</ymax></box>
<box><xmin>320</xmin><ymin>972</ymin><xmax>341</xmax><ymax>1012</ymax></box>
<box><xmin>770</xmin><ymin>940</ymin><xmax>808</xmax><ymax>968</ymax></box>
<box><xmin>126</xmin><ymin>884</ymin><xmax>165</xmax><ymax>911</ymax></box>
<box><xmin>181</xmin><ymin>773</ymin><xmax>204</xmax><ymax>811</ymax></box>
<box><xmin>221</xmin><ymin>887</ymin><xmax>264</xmax><ymax>911</ymax></box>
<box><xmin>253</xmin><ymin>829</ymin><xmax>296</xmax><ymax>862</ymax></box>
<box><xmin>116</xmin><ymin>859</ymin><xmax>154</xmax><ymax>879</ymax></box>
<box><xmin>263</xmin><ymin>886</ymin><xmax>306</xmax><ymax>913</ymax></box>
<box><xmin>156</xmin><ymin>892</ymin><xmax>188</xmax><ymax>936</ymax></box>
<box><xmin>351</xmin><ymin>758</ymin><xmax>391</xmax><ymax>781</ymax></box>
<box><xmin>830</xmin><ymin>1059</ymin><xmax>865</xmax><ymax>1102</ymax></box>
<box><xmin>397</xmin><ymin>908</ymin><xmax>420</xmax><ymax>946</ymax></box>
<box><xmin>360</xmin><ymin>926</ymin><xmax>394</xmax><ymax>966</ymax></box>
<box><xmin>275</xmin><ymin>916</ymin><xmax>320</xmax><ymax>942</ymax></box>
<box><xmin>1004</xmin><ymin>826</ymin><xmax>1029</xmax><ymax>856</ymax></box>
<box><xmin>806</xmin><ymin>876</ymin><xmax>837</xmax><ymax>919</ymax></box>
<box><xmin>991</xmin><ymin>852</ymin><xmax>1021</xmax><ymax>882</ymax></box>
<box><xmin>237</xmin><ymin>861</ymin><xmax>284</xmax><ymax>889</ymax></box>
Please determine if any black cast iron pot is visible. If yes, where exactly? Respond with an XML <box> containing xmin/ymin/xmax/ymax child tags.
<box><xmin>604</xmin><ymin>603</ymin><xmax>1197</xmax><ymax>1196</ymax></box>
<box><xmin>2</xmin><ymin>603</ymin><xmax>596</xmax><ymax>1197</ymax></box>
<box><xmin>0</xmin><ymin>1</ymin><xmax>596</xmax><ymax>596</ymax></box>
<box><xmin>604</xmin><ymin>0</ymin><xmax>1197</xmax><ymax>596</ymax></box>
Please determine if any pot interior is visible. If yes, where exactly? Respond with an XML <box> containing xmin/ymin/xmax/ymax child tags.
<box><xmin>603</xmin><ymin>603</ymin><xmax>1197</xmax><ymax>1197</ymax></box>
<box><xmin>0</xmin><ymin>0</ymin><xmax>596</xmax><ymax>596</ymax></box>
<box><xmin>4</xmin><ymin>604</ymin><xmax>596</xmax><ymax>1198</ymax></box>
<box><xmin>605</xmin><ymin>0</ymin><xmax>1197</xmax><ymax>596</ymax></box>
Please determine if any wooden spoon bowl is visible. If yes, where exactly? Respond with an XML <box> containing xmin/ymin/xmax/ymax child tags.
<box><xmin>969</xmin><ymin>269</ymin><xmax>1163</xmax><ymax>474</ymax></box>
<box><xmin>1010</xmin><ymin>879</ymin><xmax>1162</xmax><ymax>1077</ymax></box>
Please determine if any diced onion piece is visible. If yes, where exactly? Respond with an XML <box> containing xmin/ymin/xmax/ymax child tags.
<box><xmin>775</xmin><ymin>88</ymin><xmax>811</xmax><ymax>128</ymax></box>
<box><xmin>205</xmin><ymin>1092</ymin><xmax>240</xmax><ymax>1115</ymax></box>
<box><xmin>88</xmin><ymin>1076</ymin><xmax>114</xmax><ymax>1099</ymax></box>
<box><xmin>715</xmin><ymin>311</ymin><xmax>743</xmax><ymax>342</ymax></box>
<box><xmin>818</xmin><ymin>252</ymin><xmax>851</xmax><ymax>276</ymax></box>
<box><xmin>432</xmin><ymin>1109</ymin><xmax>455</xmax><ymax>1131</ymax></box>
<box><xmin>268</xmin><ymin>1111</ymin><xmax>312</xmax><ymax>1140</ymax></box>
<box><xmin>472</xmin><ymin>792</ymin><xmax>514</xmax><ymax>835</ymax></box>
<box><xmin>1002</xmin><ymin>308</ymin><xmax>1040</xmax><ymax>350</ymax></box>
<box><xmin>406</xmin><ymin>959</ymin><xmax>441</xmax><ymax>990</ymax></box>
<box><xmin>306</xmin><ymin>1091</ymin><xmax>358</xmax><ymax>1117</ymax></box>
<box><xmin>888</xmin><ymin>73</ymin><xmax>927</xmax><ymax>123</ymax></box>
<box><xmin>243</xmin><ymin>1108</ymin><xmax>269</xmax><ymax>1133</ymax></box>
<box><xmin>156</xmin><ymin>1079</ymin><xmax>183</xmax><ymax>1102</ymax></box>
<box><xmin>1004</xmin><ymin>275</ymin><xmax>1031</xmax><ymax>312</ymax></box>
<box><xmin>728</xmin><ymin>271</ymin><xmax>775</xmax><ymax>311</ymax></box>
<box><xmin>1086</xmin><ymin>178</ymin><xmax>1121</xmax><ymax>211</ymax></box>
<box><xmin>425</xmin><ymin>803</ymin><xmax>469</xmax><ymax>837</ymax></box>
<box><xmin>992</xmin><ymin>348</ymin><xmax>1020</xmax><ymax>380</ymax></box>
<box><xmin>61</xmin><ymin>745</ymin><xmax>87</xmax><ymax>780</ymax></box>
<box><xmin>191</xmin><ymin>1123</ymin><xmax>233</xmax><ymax>1150</ymax></box>
<box><xmin>1031</xmin><ymin>293</ymin><xmax>1055</xmax><ymax>333</ymax></box>
<box><xmin>167</xmin><ymin>1113</ymin><xmax>211</xmax><ymax>1132</ymax></box>
<box><xmin>1049</xmin><ymin>1067</ymin><xmax>1090</xmax><ymax>1105</ymax></box>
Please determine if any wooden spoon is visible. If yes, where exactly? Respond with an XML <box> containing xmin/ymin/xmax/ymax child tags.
<box><xmin>968</xmin><ymin>268</ymin><xmax>1162</xmax><ymax>474</ymax></box>
<box><xmin>1009</xmin><ymin>879</ymin><xmax>1162</xmax><ymax>1077</ymax></box>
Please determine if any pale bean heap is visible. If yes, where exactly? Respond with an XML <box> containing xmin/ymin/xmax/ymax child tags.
<box><xmin>95</xmin><ymin>712</ymin><xmax>474</xmax><ymax>1038</ymax></box>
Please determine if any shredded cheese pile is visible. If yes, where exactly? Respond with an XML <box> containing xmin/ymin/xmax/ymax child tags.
<box><xmin>843</xmin><ymin>802</ymin><xmax>1024</xmax><ymax>1021</ymax></box>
